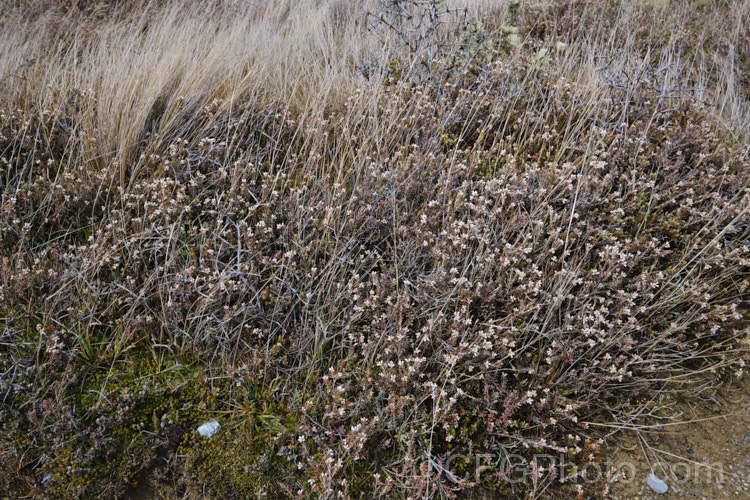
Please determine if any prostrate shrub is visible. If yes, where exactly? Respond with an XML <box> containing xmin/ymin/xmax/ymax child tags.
<box><xmin>0</xmin><ymin>0</ymin><xmax>748</xmax><ymax>498</ymax></box>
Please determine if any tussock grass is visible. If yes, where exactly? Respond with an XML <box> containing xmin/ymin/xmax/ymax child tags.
<box><xmin>1</xmin><ymin>0</ymin><xmax>748</xmax><ymax>498</ymax></box>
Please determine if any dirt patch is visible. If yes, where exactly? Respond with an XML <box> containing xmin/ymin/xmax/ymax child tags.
<box><xmin>606</xmin><ymin>378</ymin><xmax>750</xmax><ymax>499</ymax></box>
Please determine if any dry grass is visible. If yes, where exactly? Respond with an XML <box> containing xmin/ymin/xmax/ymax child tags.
<box><xmin>0</xmin><ymin>0</ymin><xmax>748</xmax><ymax>498</ymax></box>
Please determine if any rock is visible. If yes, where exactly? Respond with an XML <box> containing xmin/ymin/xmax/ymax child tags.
<box><xmin>197</xmin><ymin>420</ymin><xmax>221</xmax><ymax>438</ymax></box>
<box><xmin>646</xmin><ymin>473</ymin><xmax>669</xmax><ymax>494</ymax></box>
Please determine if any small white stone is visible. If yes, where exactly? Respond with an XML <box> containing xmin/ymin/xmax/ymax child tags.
<box><xmin>646</xmin><ymin>473</ymin><xmax>669</xmax><ymax>494</ymax></box>
<box><xmin>197</xmin><ymin>420</ymin><xmax>221</xmax><ymax>438</ymax></box>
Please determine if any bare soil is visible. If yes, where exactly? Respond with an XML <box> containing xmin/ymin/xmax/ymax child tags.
<box><xmin>607</xmin><ymin>378</ymin><xmax>750</xmax><ymax>499</ymax></box>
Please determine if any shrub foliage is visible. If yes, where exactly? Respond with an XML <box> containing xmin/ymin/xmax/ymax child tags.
<box><xmin>1</xmin><ymin>0</ymin><xmax>748</xmax><ymax>498</ymax></box>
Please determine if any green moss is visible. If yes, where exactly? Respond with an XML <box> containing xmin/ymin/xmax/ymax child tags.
<box><xmin>0</xmin><ymin>344</ymin><xmax>306</xmax><ymax>497</ymax></box>
<box><xmin>342</xmin><ymin>459</ymin><xmax>376</xmax><ymax>498</ymax></box>
<box><xmin>188</xmin><ymin>425</ymin><xmax>296</xmax><ymax>498</ymax></box>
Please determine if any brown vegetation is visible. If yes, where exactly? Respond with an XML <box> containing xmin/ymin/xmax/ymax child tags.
<box><xmin>0</xmin><ymin>0</ymin><xmax>748</xmax><ymax>498</ymax></box>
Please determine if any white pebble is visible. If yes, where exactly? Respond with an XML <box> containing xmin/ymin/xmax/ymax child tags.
<box><xmin>646</xmin><ymin>473</ymin><xmax>668</xmax><ymax>494</ymax></box>
<box><xmin>197</xmin><ymin>420</ymin><xmax>221</xmax><ymax>438</ymax></box>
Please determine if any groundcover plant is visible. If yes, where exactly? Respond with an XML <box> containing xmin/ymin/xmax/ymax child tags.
<box><xmin>0</xmin><ymin>0</ymin><xmax>748</xmax><ymax>498</ymax></box>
